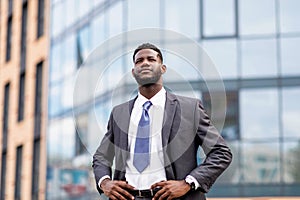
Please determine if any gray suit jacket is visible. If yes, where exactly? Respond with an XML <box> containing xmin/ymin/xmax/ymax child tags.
<box><xmin>93</xmin><ymin>92</ymin><xmax>232</xmax><ymax>200</ymax></box>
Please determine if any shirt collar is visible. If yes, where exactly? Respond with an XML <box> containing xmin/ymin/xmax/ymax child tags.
<box><xmin>135</xmin><ymin>87</ymin><xmax>166</xmax><ymax>108</ymax></box>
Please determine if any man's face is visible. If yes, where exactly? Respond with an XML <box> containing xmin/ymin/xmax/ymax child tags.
<box><xmin>132</xmin><ymin>49</ymin><xmax>166</xmax><ymax>86</ymax></box>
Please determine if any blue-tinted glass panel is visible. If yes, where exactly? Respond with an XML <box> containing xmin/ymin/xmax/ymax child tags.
<box><xmin>203</xmin><ymin>0</ymin><xmax>236</xmax><ymax>37</ymax></box>
<box><xmin>280</xmin><ymin>0</ymin><xmax>300</xmax><ymax>33</ymax></box>
<box><xmin>241</xmin><ymin>142</ymin><xmax>280</xmax><ymax>183</ymax></box>
<box><xmin>78</xmin><ymin>25</ymin><xmax>91</xmax><ymax>60</ymax></box>
<box><xmin>283</xmin><ymin>142</ymin><xmax>300</xmax><ymax>183</ymax></box>
<box><xmin>165</xmin><ymin>0</ymin><xmax>199</xmax><ymax>38</ymax></box>
<box><xmin>240</xmin><ymin>89</ymin><xmax>279</xmax><ymax>139</ymax></box>
<box><xmin>281</xmin><ymin>37</ymin><xmax>300</xmax><ymax>75</ymax></box>
<box><xmin>203</xmin><ymin>39</ymin><xmax>238</xmax><ymax>79</ymax></box>
<box><xmin>282</xmin><ymin>87</ymin><xmax>300</xmax><ymax>138</ymax></box>
<box><xmin>51</xmin><ymin>1</ymin><xmax>65</xmax><ymax>37</ymax></box>
<box><xmin>61</xmin><ymin>33</ymin><xmax>76</xmax><ymax>78</ymax></box>
<box><xmin>50</xmin><ymin>43</ymin><xmax>63</xmax><ymax>83</ymax></box>
<box><xmin>128</xmin><ymin>0</ymin><xmax>160</xmax><ymax>30</ymax></box>
<box><xmin>239</xmin><ymin>0</ymin><xmax>276</xmax><ymax>35</ymax></box>
<box><xmin>65</xmin><ymin>0</ymin><xmax>76</xmax><ymax>28</ymax></box>
<box><xmin>108</xmin><ymin>1</ymin><xmax>123</xmax><ymax>37</ymax></box>
<box><xmin>241</xmin><ymin>39</ymin><xmax>277</xmax><ymax>78</ymax></box>
<box><xmin>49</xmin><ymin>84</ymin><xmax>62</xmax><ymax>117</ymax></box>
<box><xmin>91</xmin><ymin>13</ymin><xmax>106</xmax><ymax>50</ymax></box>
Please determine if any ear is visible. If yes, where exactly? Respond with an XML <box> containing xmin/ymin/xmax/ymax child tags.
<box><xmin>131</xmin><ymin>68</ymin><xmax>135</xmax><ymax>76</ymax></box>
<box><xmin>161</xmin><ymin>64</ymin><xmax>167</xmax><ymax>74</ymax></box>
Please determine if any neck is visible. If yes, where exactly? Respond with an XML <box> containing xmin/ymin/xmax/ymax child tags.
<box><xmin>138</xmin><ymin>84</ymin><xmax>163</xmax><ymax>99</ymax></box>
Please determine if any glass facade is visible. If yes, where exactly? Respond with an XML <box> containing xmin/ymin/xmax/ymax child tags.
<box><xmin>48</xmin><ymin>0</ymin><xmax>300</xmax><ymax>199</ymax></box>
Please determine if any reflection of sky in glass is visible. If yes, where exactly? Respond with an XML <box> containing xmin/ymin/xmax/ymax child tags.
<box><xmin>239</xmin><ymin>0</ymin><xmax>276</xmax><ymax>35</ymax></box>
<box><xmin>203</xmin><ymin>39</ymin><xmax>237</xmax><ymax>79</ymax></box>
<box><xmin>281</xmin><ymin>38</ymin><xmax>300</xmax><ymax>75</ymax></box>
<box><xmin>164</xmin><ymin>0</ymin><xmax>199</xmax><ymax>38</ymax></box>
<box><xmin>128</xmin><ymin>0</ymin><xmax>160</xmax><ymax>30</ymax></box>
<box><xmin>280</xmin><ymin>0</ymin><xmax>300</xmax><ymax>33</ymax></box>
<box><xmin>108</xmin><ymin>2</ymin><xmax>123</xmax><ymax>38</ymax></box>
<box><xmin>50</xmin><ymin>43</ymin><xmax>62</xmax><ymax>83</ymax></box>
<box><xmin>51</xmin><ymin>2</ymin><xmax>65</xmax><ymax>37</ymax></box>
<box><xmin>240</xmin><ymin>89</ymin><xmax>279</xmax><ymax>139</ymax></box>
<box><xmin>62</xmin><ymin>33</ymin><xmax>76</xmax><ymax>78</ymax></box>
<box><xmin>203</xmin><ymin>0</ymin><xmax>235</xmax><ymax>36</ymax></box>
<box><xmin>91</xmin><ymin>13</ymin><xmax>106</xmax><ymax>50</ymax></box>
<box><xmin>282</xmin><ymin>87</ymin><xmax>300</xmax><ymax>138</ymax></box>
<box><xmin>241</xmin><ymin>39</ymin><xmax>277</xmax><ymax>77</ymax></box>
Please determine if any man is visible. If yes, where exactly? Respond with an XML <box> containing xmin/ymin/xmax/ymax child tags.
<box><xmin>93</xmin><ymin>43</ymin><xmax>232</xmax><ymax>200</ymax></box>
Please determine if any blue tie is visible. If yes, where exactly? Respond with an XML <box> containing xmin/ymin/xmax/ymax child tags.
<box><xmin>133</xmin><ymin>101</ymin><xmax>152</xmax><ymax>173</ymax></box>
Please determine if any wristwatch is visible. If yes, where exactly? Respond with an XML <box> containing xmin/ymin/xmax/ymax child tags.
<box><xmin>185</xmin><ymin>179</ymin><xmax>196</xmax><ymax>191</ymax></box>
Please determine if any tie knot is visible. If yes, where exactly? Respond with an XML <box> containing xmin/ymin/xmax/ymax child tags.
<box><xmin>143</xmin><ymin>101</ymin><xmax>152</xmax><ymax>111</ymax></box>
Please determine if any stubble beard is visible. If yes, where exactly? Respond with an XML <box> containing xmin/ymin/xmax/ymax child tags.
<box><xmin>133</xmin><ymin>71</ymin><xmax>162</xmax><ymax>86</ymax></box>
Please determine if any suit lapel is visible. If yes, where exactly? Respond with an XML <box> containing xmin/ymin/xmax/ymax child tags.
<box><xmin>162</xmin><ymin>92</ymin><xmax>178</xmax><ymax>147</ymax></box>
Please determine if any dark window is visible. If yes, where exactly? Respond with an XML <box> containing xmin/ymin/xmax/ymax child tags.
<box><xmin>2</xmin><ymin>83</ymin><xmax>10</xmax><ymax>150</ymax></box>
<box><xmin>32</xmin><ymin>139</ymin><xmax>40</xmax><ymax>200</ymax></box>
<box><xmin>37</xmin><ymin>0</ymin><xmax>45</xmax><ymax>38</ymax></box>
<box><xmin>0</xmin><ymin>152</ymin><xmax>7</xmax><ymax>200</ymax></box>
<box><xmin>20</xmin><ymin>1</ymin><xmax>28</xmax><ymax>71</ymax></box>
<box><xmin>34</xmin><ymin>62</ymin><xmax>43</xmax><ymax>137</ymax></box>
<box><xmin>15</xmin><ymin>146</ymin><xmax>23</xmax><ymax>200</ymax></box>
<box><xmin>6</xmin><ymin>16</ymin><xmax>13</xmax><ymax>61</ymax></box>
<box><xmin>202</xmin><ymin>91</ymin><xmax>240</xmax><ymax>141</ymax></box>
<box><xmin>18</xmin><ymin>73</ymin><xmax>25</xmax><ymax>121</ymax></box>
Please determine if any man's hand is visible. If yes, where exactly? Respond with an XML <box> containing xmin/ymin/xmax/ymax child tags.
<box><xmin>151</xmin><ymin>180</ymin><xmax>191</xmax><ymax>200</ymax></box>
<box><xmin>100</xmin><ymin>178</ymin><xmax>135</xmax><ymax>200</ymax></box>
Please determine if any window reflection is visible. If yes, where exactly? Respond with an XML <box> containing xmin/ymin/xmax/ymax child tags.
<box><xmin>282</xmin><ymin>87</ymin><xmax>300</xmax><ymax>138</ymax></box>
<box><xmin>202</xmin><ymin>0</ymin><xmax>236</xmax><ymax>37</ymax></box>
<box><xmin>164</xmin><ymin>0</ymin><xmax>199</xmax><ymax>38</ymax></box>
<box><xmin>241</xmin><ymin>143</ymin><xmax>280</xmax><ymax>183</ymax></box>
<box><xmin>240</xmin><ymin>89</ymin><xmax>279</xmax><ymax>139</ymax></box>
<box><xmin>128</xmin><ymin>0</ymin><xmax>160</xmax><ymax>30</ymax></box>
<box><xmin>51</xmin><ymin>2</ymin><xmax>65</xmax><ymax>37</ymax></box>
<box><xmin>203</xmin><ymin>39</ymin><xmax>238</xmax><ymax>79</ymax></box>
<box><xmin>280</xmin><ymin>0</ymin><xmax>300</xmax><ymax>33</ymax></box>
<box><xmin>241</xmin><ymin>39</ymin><xmax>277</xmax><ymax>78</ymax></box>
<box><xmin>108</xmin><ymin>2</ymin><xmax>123</xmax><ymax>37</ymax></box>
<box><xmin>284</xmin><ymin>141</ymin><xmax>300</xmax><ymax>183</ymax></box>
<box><xmin>239</xmin><ymin>0</ymin><xmax>276</xmax><ymax>35</ymax></box>
<box><xmin>281</xmin><ymin>37</ymin><xmax>300</xmax><ymax>75</ymax></box>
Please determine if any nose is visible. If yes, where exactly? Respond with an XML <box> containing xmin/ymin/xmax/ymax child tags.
<box><xmin>141</xmin><ymin>59</ymin><xmax>150</xmax><ymax>66</ymax></box>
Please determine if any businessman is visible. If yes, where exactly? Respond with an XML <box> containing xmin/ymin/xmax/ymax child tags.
<box><xmin>93</xmin><ymin>43</ymin><xmax>232</xmax><ymax>200</ymax></box>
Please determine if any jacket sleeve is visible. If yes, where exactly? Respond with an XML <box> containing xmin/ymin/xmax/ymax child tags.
<box><xmin>189</xmin><ymin>100</ymin><xmax>232</xmax><ymax>193</ymax></box>
<box><xmin>92</xmin><ymin>110</ymin><xmax>115</xmax><ymax>194</ymax></box>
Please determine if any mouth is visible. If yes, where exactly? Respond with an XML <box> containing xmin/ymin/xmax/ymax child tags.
<box><xmin>140</xmin><ymin>69</ymin><xmax>152</xmax><ymax>73</ymax></box>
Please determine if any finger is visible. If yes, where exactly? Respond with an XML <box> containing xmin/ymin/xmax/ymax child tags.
<box><xmin>153</xmin><ymin>187</ymin><xmax>166</xmax><ymax>200</ymax></box>
<box><xmin>111</xmin><ymin>190</ymin><xmax>128</xmax><ymax>200</ymax></box>
<box><xmin>151</xmin><ymin>181</ymin><xmax>166</xmax><ymax>189</ymax></box>
<box><xmin>158</xmin><ymin>190</ymin><xmax>170</xmax><ymax>200</ymax></box>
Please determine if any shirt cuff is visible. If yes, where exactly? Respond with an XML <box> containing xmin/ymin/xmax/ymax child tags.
<box><xmin>185</xmin><ymin>175</ymin><xmax>200</xmax><ymax>190</ymax></box>
<box><xmin>98</xmin><ymin>175</ymin><xmax>111</xmax><ymax>189</ymax></box>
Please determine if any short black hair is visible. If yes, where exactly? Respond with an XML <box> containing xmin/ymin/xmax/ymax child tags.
<box><xmin>133</xmin><ymin>43</ymin><xmax>163</xmax><ymax>63</ymax></box>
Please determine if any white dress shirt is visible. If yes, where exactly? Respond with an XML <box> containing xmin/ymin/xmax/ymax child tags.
<box><xmin>125</xmin><ymin>87</ymin><xmax>167</xmax><ymax>189</ymax></box>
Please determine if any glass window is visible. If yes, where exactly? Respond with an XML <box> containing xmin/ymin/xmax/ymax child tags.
<box><xmin>202</xmin><ymin>0</ymin><xmax>236</xmax><ymax>37</ymax></box>
<box><xmin>18</xmin><ymin>73</ymin><xmax>26</xmax><ymax>121</ymax></box>
<box><xmin>6</xmin><ymin>17</ymin><xmax>12</xmax><ymax>61</ymax></box>
<box><xmin>2</xmin><ymin>83</ymin><xmax>10</xmax><ymax>150</ymax></box>
<box><xmin>15</xmin><ymin>146</ymin><xmax>23</xmax><ymax>200</ymax></box>
<box><xmin>50</xmin><ymin>43</ymin><xmax>63</xmax><ymax>83</ymax></box>
<box><xmin>108</xmin><ymin>1</ymin><xmax>123</xmax><ymax>38</ymax></box>
<box><xmin>164</xmin><ymin>0</ymin><xmax>199</xmax><ymax>39</ymax></box>
<box><xmin>65</xmin><ymin>0</ymin><xmax>76</xmax><ymax>28</ymax></box>
<box><xmin>241</xmin><ymin>142</ymin><xmax>280</xmax><ymax>183</ymax></box>
<box><xmin>239</xmin><ymin>0</ymin><xmax>276</xmax><ymax>36</ymax></box>
<box><xmin>241</xmin><ymin>39</ymin><xmax>277</xmax><ymax>78</ymax></box>
<box><xmin>61</xmin><ymin>33</ymin><xmax>76</xmax><ymax>77</ymax></box>
<box><xmin>0</xmin><ymin>152</ymin><xmax>7</xmax><ymax>200</ymax></box>
<box><xmin>32</xmin><ymin>139</ymin><xmax>40</xmax><ymax>199</ymax></box>
<box><xmin>61</xmin><ymin>77</ymin><xmax>74</xmax><ymax>111</ymax></box>
<box><xmin>37</xmin><ymin>0</ymin><xmax>45</xmax><ymax>38</ymax></box>
<box><xmin>280</xmin><ymin>37</ymin><xmax>300</xmax><ymax>75</ymax></box>
<box><xmin>91</xmin><ymin>13</ymin><xmax>106</xmax><ymax>50</ymax></box>
<box><xmin>284</xmin><ymin>141</ymin><xmax>300</xmax><ymax>183</ymax></box>
<box><xmin>76</xmin><ymin>0</ymin><xmax>93</xmax><ymax>20</ymax></box>
<box><xmin>78</xmin><ymin>25</ymin><xmax>91</xmax><ymax>61</ymax></box>
<box><xmin>240</xmin><ymin>88</ymin><xmax>279</xmax><ymax>139</ymax></box>
<box><xmin>48</xmin><ymin>83</ymin><xmax>62</xmax><ymax>117</ymax></box>
<box><xmin>282</xmin><ymin>87</ymin><xmax>300</xmax><ymax>138</ymax></box>
<box><xmin>128</xmin><ymin>0</ymin><xmax>160</xmax><ymax>30</ymax></box>
<box><xmin>280</xmin><ymin>0</ymin><xmax>300</xmax><ymax>33</ymax></box>
<box><xmin>203</xmin><ymin>39</ymin><xmax>238</xmax><ymax>79</ymax></box>
<box><xmin>51</xmin><ymin>1</ymin><xmax>65</xmax><ymax>37</ymax></box>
